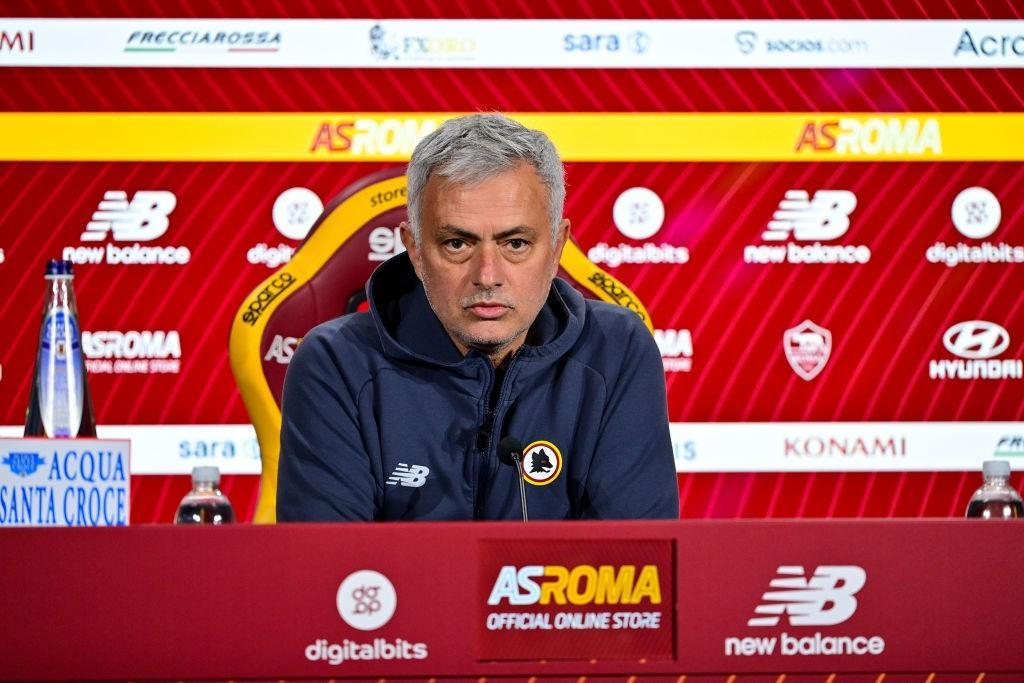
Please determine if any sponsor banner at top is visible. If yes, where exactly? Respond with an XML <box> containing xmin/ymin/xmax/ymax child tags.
<box><xmin>0</xmin><ymin>19</ymin><xmax>1023</xmax><ymax>68</ymax></box>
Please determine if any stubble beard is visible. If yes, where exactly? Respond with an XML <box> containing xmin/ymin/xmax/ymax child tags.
<box><xmin>421</xmin><ymin>272</ymin><xmax>545</xmax><ymax>363</ymax></box>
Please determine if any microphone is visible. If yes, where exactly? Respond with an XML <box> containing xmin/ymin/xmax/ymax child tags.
<box><xmin>498</xmin><ymin>437</ymin><xmax>529</xmax><ymax>522</ymax></box>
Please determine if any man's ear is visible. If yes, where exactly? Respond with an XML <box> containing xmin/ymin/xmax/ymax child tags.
<box><xmin>551</xmin><ymin>218</ymin><xmax>570</xmax><ymax>277</ymax></box>
<box><xmin>399</xmin><ymin>221</ymin><xmax>424</xmax><ymax>281</ymax></box>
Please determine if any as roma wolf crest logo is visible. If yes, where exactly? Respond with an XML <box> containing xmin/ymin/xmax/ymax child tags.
<box><xmin>521</xmin><ymin>441</ymin><xmax>563</xmax><ymax>486</ymax></box>
<box><xmin>783</xmin><ymin>319</ymin><xmax>832</xmax><ymax>381</ymax></box>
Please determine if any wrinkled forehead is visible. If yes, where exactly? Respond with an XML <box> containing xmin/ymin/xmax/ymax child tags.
<box><xmin>420</xmin><ymin>163</ymin><xmax>550</xmax><ymax>229</ymax></box>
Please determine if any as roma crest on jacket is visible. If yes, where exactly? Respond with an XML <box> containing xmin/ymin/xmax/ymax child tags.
<box><xmin>521</xmin><ymin>441</ymin><xmax>563</xmax><ymax>486</ymax></box>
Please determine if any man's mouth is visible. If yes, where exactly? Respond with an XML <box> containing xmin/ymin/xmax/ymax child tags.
<box><xmin>467</xmin><ymin>302</ymin><xmax>511</xmax><ymax>319</ymax></box>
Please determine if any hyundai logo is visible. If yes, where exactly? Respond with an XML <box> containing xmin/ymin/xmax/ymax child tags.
<box><xmin>943</xmin><ymin>320</ymin><xmax>1010</xmax><ymax>360</ymax></box>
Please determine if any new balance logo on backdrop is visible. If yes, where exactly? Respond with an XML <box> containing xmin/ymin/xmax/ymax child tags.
<box><xmin>744</xmin><ymin>190</ymin><xmax>870</xmax><ymax>264</ymax></box>
<box><xmin>762</xmin><ymin>190</ymin><xmax>856</xmax><ymax>242</ymax></box>
<box><xmin>81</xmin><ymin>191</ymin><xmax>176</xmax><ymax>242</ymax></box>
<box><xmin>386</xmin><ymin>464</ymin><xmax>430</xmax><ymax>488</ymax></box>
<box><xmin>64</xmin><ymin>191</ymin><xmax>190</xmax><ymax>265</ymax></box>
<box><xmin>748</xmin><ymin>565</ymin><xmax>865</xmax><ymax>627</ymax></box>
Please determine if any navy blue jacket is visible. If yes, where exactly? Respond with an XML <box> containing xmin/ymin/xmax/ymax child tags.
<box><xmin>277</xmin><ymin>253</ymin><xmax>678</xmax><ymax>521</ymax></box>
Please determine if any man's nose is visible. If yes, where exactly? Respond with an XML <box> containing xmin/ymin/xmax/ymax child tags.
<box><xmin>471</xmin><ymin>243</ymin><xmax>504</xmax><ymax>288</ymax></box>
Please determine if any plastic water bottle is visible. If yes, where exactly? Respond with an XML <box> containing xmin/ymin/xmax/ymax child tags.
<box><xmin>24</xmin><ymin>259</ymin><xmax>97</xmax><ymax>438</ymax></box>
<box><xmin>965</xmin><ymin>460</ymin><xmax>1023</xmax><ymax>519</ymax></box>
<box><xmin>175</xmin><ymin>466</ymin><xmax>236</xmax><ymax>524</ymax></box>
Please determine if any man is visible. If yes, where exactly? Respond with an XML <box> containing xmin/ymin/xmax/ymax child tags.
<box><xmin>277</xmin><ymin>113</ymin><xmax>677</xmax><ymax>521</ymax></box>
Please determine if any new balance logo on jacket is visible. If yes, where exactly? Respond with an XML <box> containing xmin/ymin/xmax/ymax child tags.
<box><xmin>386</xmin><ymin>464</ymin><xmax>430</xmax><ymax>488</ymax></box>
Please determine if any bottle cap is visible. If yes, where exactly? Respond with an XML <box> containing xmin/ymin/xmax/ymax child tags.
<box><xmin>983</xmin><ymin>460</ymin><xmax>1011</xmax><ymax>478</ymax></box>
<box><xmin>191</xmin><ymin>466</ymin><xmax>221</xmax><ymax>486</ymax></box>
<box><xmin>45</xmin><ymin>259</ymin><xmax>74</xmax><ymax>276</ymax></box>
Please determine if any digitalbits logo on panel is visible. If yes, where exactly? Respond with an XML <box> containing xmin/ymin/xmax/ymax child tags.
<box><xmin>745</xmin><ymin>190</ymin><xmax>869</xmax><ymax>265</ymax></box>
<box><xmin>247</xmin><ymin>187</ymin><xmax>324</xmax><ymax>269</ymax></box>
<box><xmin>587</xmin><ymin>187</ymin><xmax>689</xmax><ymax>267</ymax></box>
<box><xmin>928</xmin><ymin>320</ymin><xmax>1022</xmax><ymax>381</ymax></box>
<box><xmin>337</xmin><ymin>570</ymin><xmax>397</xmax><ymax>631</ymax></box>
<box><xmin>925</xmin><ymin>186</ymin><xmax>1024</xmax><ymax>266</ymax></box>
<box><xmin>64</xmin><ymin>191</ymin><xmax>190</xmax><ymax>265</ymax></box>
<box><xmin>725</xmin><ymin>565</ymin><xmax>885</xmax><ymax>657</ymax></box>
<box><xmin>274</xmin><ymin>187</ymin><xmax>323</xmax><ymax>241</ymax></box>
<box><xmin>305</xmin><ymin>569</ymin><xmax>428</xmax><ymax>667</ymax></box>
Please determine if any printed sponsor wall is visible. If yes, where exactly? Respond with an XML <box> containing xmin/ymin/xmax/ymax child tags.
<box><xmin>1</xmin><ymin>2</ymin><xmax>1022</xmax><ymax>521</ymax></box>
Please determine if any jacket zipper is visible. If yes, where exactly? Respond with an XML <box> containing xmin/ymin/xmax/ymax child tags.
<box><xmin>475</xmin><ymin>351</ymin><xmax>521</xmax><ymax>519</ymax></box>
<box><xmin>473</xmin><ymin>361</ymin><xmax>494</xmax><ymax>520</ymax></box>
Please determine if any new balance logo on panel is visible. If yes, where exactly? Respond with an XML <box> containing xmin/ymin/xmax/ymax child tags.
<box><xmin>744</xmin><ymin>190</ymin><xmax>868</xmax><ymax>264</ymax></box>
<box><xmin>748</xmin><ymin>565</ymin><xmax>866</xmax><ymax>627</ymax></box>
<box><xmin>81</xmin><ymin>191</ymin><xmax>177</xmax><ymax>242</ymax></box>
<box><xmin>762</xmin><ymin>190</ymin><xmax>857</xmax><ymax>242</ymax></box>
<box><xmin>386</xmin><ymin>463</ymin><xmax>430</xmax><ymax>488</ymax></box>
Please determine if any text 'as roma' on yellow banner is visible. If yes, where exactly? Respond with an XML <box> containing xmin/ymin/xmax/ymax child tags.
<box><xmin>2</xmin><ymin>112</ymin><xmax>1023</xmax><ymax>162</ymax></box>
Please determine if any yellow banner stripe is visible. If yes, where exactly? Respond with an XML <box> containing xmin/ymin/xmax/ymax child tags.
<box><xmin>2</xmin><ymin>113</ymin><xmax>1024</xmax><ymax>161</ymax></box>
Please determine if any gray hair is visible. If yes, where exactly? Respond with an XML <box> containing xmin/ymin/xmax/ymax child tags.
<box><xmin>406</xmin><ymin>113</ymin><xmax>565</xmax><ymax>244</ymax></box>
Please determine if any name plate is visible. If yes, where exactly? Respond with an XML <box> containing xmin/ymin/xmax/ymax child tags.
<box><xmin>0</xmin><ymin>438</ymin><xmax>131</xmax><ymax>527</ymax></box>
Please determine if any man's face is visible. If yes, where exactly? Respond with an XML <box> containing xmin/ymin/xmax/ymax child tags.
<box><xmin>401</xmin><ymin>162</ymin><xmax>569</xmax><ymax>363</ymax></box>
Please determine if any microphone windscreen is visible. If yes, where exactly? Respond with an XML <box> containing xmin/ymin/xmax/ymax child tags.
<box><xmin>497</xmin><ymin>436</ymin><xmax>524</xmax><ymax>465</ymax></box>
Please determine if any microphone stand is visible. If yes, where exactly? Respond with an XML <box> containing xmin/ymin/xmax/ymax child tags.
<box><xmin>510</xmin><ymin>450</ymin><xmax>529</xmax><ymax>522</ymax></box>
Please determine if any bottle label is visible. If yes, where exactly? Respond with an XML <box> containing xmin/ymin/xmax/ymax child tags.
<box><xmin>38</xmin><ymin>309</ymin><xmax>84</xmax><ymax>437</ymax></box>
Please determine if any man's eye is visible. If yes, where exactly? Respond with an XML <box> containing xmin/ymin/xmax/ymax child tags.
<box><xmin>444</xmin><ymin>239</ymin><xmax>467</xmax><ymax>250</ymax></box>
<box><xmin>507</xmin><ymin>239</ymin><xmax>529</xmax><ymax>251</ymax></box>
